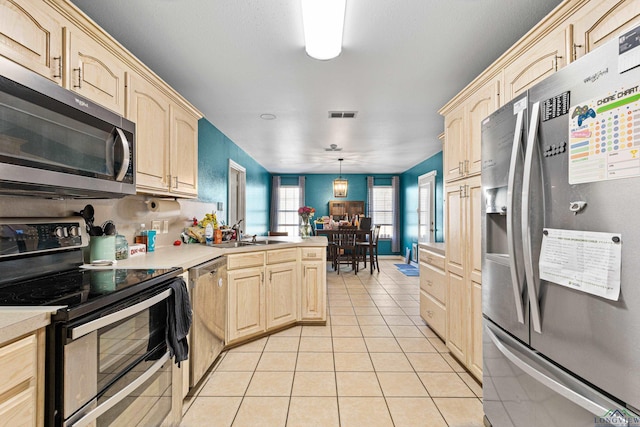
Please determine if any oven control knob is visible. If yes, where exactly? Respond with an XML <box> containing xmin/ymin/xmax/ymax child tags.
<box><xmin>54</xmin><ymin>226</ymin><xmax>68</xmax><ymax>238</ymax></box>
<box><xmin>68</xmin><ymin>226</ymin><xmax>80</xmax><ymax>237</ymax></box>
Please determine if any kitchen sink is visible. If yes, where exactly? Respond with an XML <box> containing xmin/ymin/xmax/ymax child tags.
<box><xmin>250</xmin><ymin>240</ymin><xmax>287</xmax><ymax>245</ymax></box>
<box><xmin>210</xmin><ymin>241</ymin><xmax>256</xmax><ymax>248</ymax></box>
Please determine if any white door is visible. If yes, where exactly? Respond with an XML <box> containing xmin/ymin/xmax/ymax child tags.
<box><xmin>418</xmin><ymin>171</ymin><xmax>436</xmax><ymax>243</ymax></box>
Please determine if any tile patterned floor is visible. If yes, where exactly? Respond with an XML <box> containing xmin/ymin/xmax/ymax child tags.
<box><xmin>181</xmin><ymin>258</ymin><xmax>484</xmax><ymax>427</ymax></box>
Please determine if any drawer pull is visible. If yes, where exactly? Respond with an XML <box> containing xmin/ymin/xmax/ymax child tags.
<box><xmin>426</xmin><ymin>280</ymin><xmax>433</xmax><ymax>286</ymax></box>
<box><xmin>427</xmin><ymin>310</ymin><xmax>433</xmax><ymax>317</ymax></box>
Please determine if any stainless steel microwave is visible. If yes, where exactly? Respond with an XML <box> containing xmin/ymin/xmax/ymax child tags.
<box><xmin>0</xmin><ymin>56</ymin><xmax>135</xmax><ymax>198</ymax></box>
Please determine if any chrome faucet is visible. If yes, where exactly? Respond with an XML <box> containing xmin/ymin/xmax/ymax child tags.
<box><xmin>231</xmin><ymin>219</ymin><xmax>244</xmax><ymax>241</ymax></box>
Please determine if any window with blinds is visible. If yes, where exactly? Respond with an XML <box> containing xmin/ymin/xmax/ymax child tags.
<box><xmin>371</xmin><ymin>186</ymin><xmax>394</xmax><ymax>239</ymax></box>
<box><xmin>277</xmin><ymin>186</ymin><xmax>301</xmax><ymax>236</ymax></box>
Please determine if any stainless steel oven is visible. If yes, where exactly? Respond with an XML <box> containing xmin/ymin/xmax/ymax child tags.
<box><xmin>61</xmin><ymin>285</ymin><xmax>173</xmax><ymax>427</ymax></box>
<box><xmin>0</xmin><ymin>56</ymin><xmax>135</xmax><ymax>199</ymax></box>
<box><xmin>0</xmin><ymin>218</ymin><xmax>185</xmax><ymax>426</ymax></box>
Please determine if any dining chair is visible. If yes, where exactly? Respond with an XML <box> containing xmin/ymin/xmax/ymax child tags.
<box><xmin>357</xmin><ymin>217</ymin><xmax>371</xmax><ymax>232</ymax></box>
<box><xmin>334</xmin><ymin>227</ymin><xmax>358</xmax><ymax>274</ymax></box>
<box><xmin>357</xmin><ymin>224</ymin><xmax>381</xmax><ymax>273</ymax></box>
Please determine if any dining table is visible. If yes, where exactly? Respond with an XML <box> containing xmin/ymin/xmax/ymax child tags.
<box><xmin>315</xmin><ymin>228</ymin><xmax>375</xmax><ymax>274</ymax></box>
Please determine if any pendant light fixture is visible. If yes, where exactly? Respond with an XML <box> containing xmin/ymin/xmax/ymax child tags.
<box><xmin>333</xmin><ymin>158</ymin><xmax>348</xmax><ymax>197</ymax></box>
<box><xmin>301</xmin><ymin>0</ymin><xmax>346</xmax><ymax>60</ymax></box>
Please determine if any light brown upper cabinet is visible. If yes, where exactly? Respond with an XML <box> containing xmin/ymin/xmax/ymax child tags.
<box><xmin>169</xmin><ymin>103</ymin><xmax>198</xmax><ymax>197</ymax></box>
<box><xmin>128</xmin><ymin>72</ymin><xmax>171</xmax><ymax>194</ymax></box>
<box><xmin>128</xmin><ymin>73</ymin><xmax>199</xmax><ymax>198</ymax></box>
<box><xmin>0</xmin><ymin>0</ymin><xmax>63</xmax><ymax>83</ymax></box>
<box><xmin>502</xmin><ymin>25</ymin><xmax>567</xmax><ymax>103</ymax></box>
<box><xmin>66</xmin><ymin>26</ymin><xmax>127</xmax><ymax>115</ymax></box>
<box><xmin>569</xmin><ymin>0</ymin><xmax>640</xmax><ymax>61</ymax></box>
<box><xmin>443</xmin><ymin>78</ymin><xmax>499</xmax><ymax>182</ymax></box>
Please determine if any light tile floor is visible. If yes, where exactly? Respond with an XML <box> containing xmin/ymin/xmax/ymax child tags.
<box><xmin>181</xmin><ymin>258</ymin><xmax>484</xmax><ymax>427</ymax></box>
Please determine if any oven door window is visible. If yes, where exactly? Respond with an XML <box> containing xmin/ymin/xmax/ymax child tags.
<box><xmin>98</xmin><ymin>298</ymin><xmax>167</xmax><ymax>391</ymax></box>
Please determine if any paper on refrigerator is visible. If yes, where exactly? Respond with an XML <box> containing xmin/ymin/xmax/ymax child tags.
<box><xmin>538</xmin><ymin>228</ymin><xmax>621</xmax><ymax>301</ymax></box>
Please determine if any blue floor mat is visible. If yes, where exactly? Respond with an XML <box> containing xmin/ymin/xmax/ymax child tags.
<box><xmin>394</xmin><ymin>263</ymin><xmax>419</xmax><ymax>276</ymax></box>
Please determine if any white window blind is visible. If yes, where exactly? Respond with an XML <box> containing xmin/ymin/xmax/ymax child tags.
<box><xmin>372</xmin><ymin>186</ymin><xmax>394</xmax><ymax>239</ymax></box>
<box><xmin>277</xmin><ymin>185</ymin><xmax>301</xmax><ymax>237</ymax></box>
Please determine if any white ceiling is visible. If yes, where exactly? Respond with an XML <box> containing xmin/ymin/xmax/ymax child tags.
<box><xmin>70</xmin><ymin>0</ymin><xmax>563</xmax><ymax>174</ymax></box>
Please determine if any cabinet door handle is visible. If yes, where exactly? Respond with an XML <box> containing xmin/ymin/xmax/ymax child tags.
<box><xmin>73</xmin><ymin>67</ymin><xmax>82</xmax><ymax>89</ymax></box>
<box><xmin>464</xmin><ymin>160</ymin><xmax>469</xmax><ymax>174</ymax></box>
<box><xmin>553</xmin><ymin>55</ymin><xmax>563</xmax><ymax>72</ymax></box>
<box><xmin>458</xmin><ymin>161</ymin><xmax>463</xmax><ymax>176</ymax></box>
<box><xmin>269</xmin><ymin>271</ymin><xmax>273</xmax><ymax>282</ymax></box>
<box><xmin>261</xmin><ymin>272</ymin><xmax>264</xmax><ymax>284</ymax></box>
<box><xmin>53</xmin><ymin>56</ymin><xmax>62</xmax><ymax>79</ymax></box>
<box><xmin>174</xmin><ymin>176</ymin><xmax>179</xmax><ymax>189</ymax></box>
<box><xmin>573</xmin><ymin>43</ymin><xmax>583</xmax><ymax>61</ymax></box>
<box><xmin>167</xmin><ymin>174</ymin><xmax>172</xmax><ymax>188</ymax></box>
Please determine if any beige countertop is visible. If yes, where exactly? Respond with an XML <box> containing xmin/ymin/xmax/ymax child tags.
<box><xmin>0</xmin><ymin>307</ymin><xmax>58</xmax><ymax>343</ymax></box>
<box><xmin>418</xmin><ymin>241</ymin><xmax>446</xmax><ymax>256</ymax></box>
<box><xmin>97</xmin><ymin>236</ymin><xmax>328</xmax><ymax>271</ymax></box>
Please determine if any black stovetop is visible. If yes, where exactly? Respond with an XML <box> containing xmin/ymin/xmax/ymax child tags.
<box><xmin>0</xmin><ymin>266</ymin><xmax>181</xmax><ymax>320</ymax></box>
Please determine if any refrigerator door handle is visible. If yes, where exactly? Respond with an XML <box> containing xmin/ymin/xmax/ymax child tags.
<box><xmin>522</xmin><ymin>101</ymin><xmax>542</xmax><ymax>334</ymax></box>
<box><xmin>507</xmin><ymin>109</ymin><xmax>526</xmax><ymax>325</ymax></box>
<box><xmin>486</xmin><ymin>325</ymin><xmax>615</xmax><ymax>419</ymax></box>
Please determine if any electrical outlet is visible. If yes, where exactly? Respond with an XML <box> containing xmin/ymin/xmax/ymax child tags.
<box><xmin>151</xmin><ymin>220</ymin><xmax>161</xmax><ymax>231</ymax></box>
<box><xmin>162</xmin><ymin>220</ymin><xmax>169</xmax><ymax>234</ymax></box>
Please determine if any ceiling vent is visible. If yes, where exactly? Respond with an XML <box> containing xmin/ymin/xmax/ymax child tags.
<box><xmin>329</xmin><ymin>111</ymin><xmax>357</xmax><ymax>119</ymax></box>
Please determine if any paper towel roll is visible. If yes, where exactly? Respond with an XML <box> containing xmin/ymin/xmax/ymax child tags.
<box><xmin>146</xmin><ymin>198</ymin><xmax>161</xmax><ymax>212</ymax></box>
<box><xmin>145</xmin><ymin>198</ymin><xmax>180</xmax><ymax>216</ymax></box>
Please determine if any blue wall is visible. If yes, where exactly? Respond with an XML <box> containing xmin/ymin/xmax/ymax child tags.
<box><xmin>198</xmin><ymin>119</ymin><xmax>271</xmax><ymax>235</ymax></box>
<box><xmin>400</xmin><ymin>151</ymin><xmax>444</xmax><ymax>257</ymax></box>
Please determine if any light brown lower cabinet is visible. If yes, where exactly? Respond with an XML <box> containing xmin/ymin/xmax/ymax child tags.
<box><xmin>299</xmin><ymin>247</ymin><xmax>327</xmax><ymax>322</ymax></box>
<box><xmin>227</xmin><ymin>265</ymin><xmax>267</xmax><ymax>344</ymax></box>
<box><xmin>419</xmin><ymin>245</ymin><xmax>447</xmax><ymax>339</ymax></box>
<box><xmin>0</xmin><ymin>329</ymin><xmax>45</xmax><ymax>426</ymax></box>
<box><xmin>226</xmin><ymin>247</ymin><xmax>326</xmax><ymax>345</ymax></box>
<box><xmin>444</xmin><ymin>176</ymin><xmax>483</xmax><ymax>382</ymax></box>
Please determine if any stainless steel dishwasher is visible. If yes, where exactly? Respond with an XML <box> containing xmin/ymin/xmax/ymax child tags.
<box><xmin>189</xmin><ymin>256</ymin><xmax>227</xmax><ymax>387</ymax></box>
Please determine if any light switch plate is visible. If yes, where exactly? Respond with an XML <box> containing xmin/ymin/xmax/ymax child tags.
<box><xmin>151</xmin><ymin>220</ymin><xmax>161</xmax><ymax>231</ymax></box>
<box><xmin>162</xmin><ymin>220</ymin><xmax>169</xmax><ymax>234</ymax></box>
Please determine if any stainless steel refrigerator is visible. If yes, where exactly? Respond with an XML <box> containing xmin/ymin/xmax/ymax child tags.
<box><xmin>482</xmin><ymin>24</ymin><xmax>640</xmax><ymax>427</ymax></box>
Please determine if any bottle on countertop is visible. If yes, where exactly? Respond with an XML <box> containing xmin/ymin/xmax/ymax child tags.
<box><xmin>134</xmin><ymin>223</ymin><xmax>146</xmax><ymax>245</ymax></box>
<box><xmin>205</xmin><ymin>223</ymin><xmax>214</xmax><ymax>246</ymax></box>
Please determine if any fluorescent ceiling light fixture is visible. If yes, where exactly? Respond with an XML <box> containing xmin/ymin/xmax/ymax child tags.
<box><xmin>301</xmin><ymin>0</ymin><xmax>346</xmax><ymax>60</ymax></box>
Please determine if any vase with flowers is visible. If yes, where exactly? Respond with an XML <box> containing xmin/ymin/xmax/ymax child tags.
<box><xmin>298</xmin><ymin>206</ymin><xmax>315</xmax><ymax>238</ymax></box>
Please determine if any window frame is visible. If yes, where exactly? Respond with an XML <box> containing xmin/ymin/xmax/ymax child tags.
<box><xmin>371</xmin><ymin>185</ymin><xmax>394</xmax><ymax>240</ymax></box>
<box><xmin>275</xmin><ymin>184</ymin><xmax>301</xmax><ymax>236</ymax></box>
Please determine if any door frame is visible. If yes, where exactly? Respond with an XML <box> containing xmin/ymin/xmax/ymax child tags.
<box><xmin>228</xmin><ymin>159</ymin><xmax>246</xmax><ymax>229</ymax></box>
<box><xmin>418</xmin><ymin>170</ymin><xmax>437</xmax><ymax>243</ymax></box>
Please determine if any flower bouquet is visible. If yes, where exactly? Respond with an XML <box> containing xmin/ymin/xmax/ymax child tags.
<box><xmin>298</xmin><ymin>206</ymin><xmax>315</xmax><ymax>238</ymax></box>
